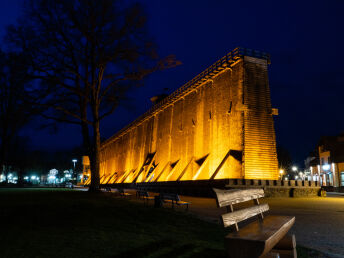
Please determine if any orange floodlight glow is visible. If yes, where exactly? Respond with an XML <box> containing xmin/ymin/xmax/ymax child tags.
<box><xmin>83</xmin><ymin>48</ymin><xmax>279</xmax><ymax>185</ymax></box>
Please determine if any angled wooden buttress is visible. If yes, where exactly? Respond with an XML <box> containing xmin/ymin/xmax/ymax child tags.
<box><xmin>213</xmin><ymin>188</ymin><xmax>297</xmax><ymax>258</ymax></box>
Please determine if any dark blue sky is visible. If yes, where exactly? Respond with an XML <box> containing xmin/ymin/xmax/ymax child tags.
<box><xmin>1</xmin><ymin>0</ymin><xmax>344</xmax><ymax>166</ymax></box>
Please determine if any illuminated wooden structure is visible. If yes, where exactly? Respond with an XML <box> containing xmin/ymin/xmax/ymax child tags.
<box><xmin>83</xmin><ymin>47</ymin><xmax>279</xmax><ymax>186</ymax></box>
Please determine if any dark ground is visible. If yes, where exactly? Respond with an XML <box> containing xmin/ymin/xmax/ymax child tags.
<box><xmin>0</xmin><ymin>188</ymin><xmax>323</xmax><ymax>258</ymax></box>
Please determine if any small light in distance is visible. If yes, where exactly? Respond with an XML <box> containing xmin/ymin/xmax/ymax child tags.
<box><xmin>322</xmin><ymin>164</ymin><xmax>330</xmax><ymax>171</ymax></box>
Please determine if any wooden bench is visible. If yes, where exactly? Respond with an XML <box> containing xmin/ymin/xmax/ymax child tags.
<box><xmin>160</xmin><ymin>193</ymin><xmax>191</xmax><ymax>210</ymax></box>
<box><xmin>103</xmin><ymin>186</ymin><xmax>112</xmax><ymax>192</ymax></box>
<box><xmin>213</xmin><ymin>188</ymin><xmax>296</xmax><ymax>258</ymax></box>
<box><xmin>117</xmin><ymin>188</ymin><xmax>132</xmax><ymax>198</ymax></box>
<box><xmin>136</xmin><ymin>190</ymin><xmax>155</xmax><ymax>205</ymax></box>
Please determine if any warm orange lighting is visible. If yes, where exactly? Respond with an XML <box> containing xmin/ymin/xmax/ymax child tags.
<box><xmin>84</xmin><ymin>49</ymin><xmax>279</xmax><ymax>185</ymax></box>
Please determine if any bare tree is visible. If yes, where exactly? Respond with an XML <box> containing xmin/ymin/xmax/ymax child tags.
<box><xmin>7</xmin><ymin>0</ymin><xmax>180</xmax><ymax>191</ymax></box>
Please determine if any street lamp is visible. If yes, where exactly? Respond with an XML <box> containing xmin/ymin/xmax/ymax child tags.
<box><xmin>72</xmin><ymin>159</ymin><xmax>77</xmax><ymax>169</ymax></box>
<box><xmin>279</xmin><ymin>169</ymin><xmax>284</xmax><ymax>180</ymax></box>
<box><xmin>292</xmin><ymin>166</ymin><xmax>297</xmax><ymax>172</ymax></box>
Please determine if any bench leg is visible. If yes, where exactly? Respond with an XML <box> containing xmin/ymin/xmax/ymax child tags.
<box><xmin>274</xmin><ymin>234</ymin><xmax>296</xmax><ymax>250</ymax></box>
<box><xmin>261</xmin><ymin>252</ymin><xmax>280</xmax><ymax>258</ymax></box>
<box><xmin>272</xmin><ymin>234</ymin><xmax>297</xmax><ymax>258</ymax></box>
<box><xmin>271</xmin><ymin>249</ymin><xmax>296</xmax><ymax>258</ymax></box>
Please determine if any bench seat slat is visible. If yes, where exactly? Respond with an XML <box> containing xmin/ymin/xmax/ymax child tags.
<box><xmin>214</xmin><ymin>188</ymin><xmax>264</xmax><ymax>207</ymax></box>
<box><xmin>225</xmin><ymin>215</ymin><xmax>295</xmax><ymax>257</ymax></box>
<box><xmin>222</xmin><ymin>203</ymin><xmax>269</xmax><ymax>227</ymax></box>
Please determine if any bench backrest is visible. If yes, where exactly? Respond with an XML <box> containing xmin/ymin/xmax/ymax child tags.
<box><xmin>213</xmin><ymin>188</ymin><xmax>269</xmax><ymax>231</ymax></box>
<box><xmin>160</xmin><ymin>193</ymin><xmax>180</xmax><ymax>201</ymax></box>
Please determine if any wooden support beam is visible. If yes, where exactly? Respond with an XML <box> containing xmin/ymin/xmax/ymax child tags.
<box><xmin>177</xmin><ymin>157</ymin><xmax>194</xmax><ymax>181</ymax></box>
<box><xmin>154</xmin><ymin>162</ymin><xmax>170</xmax><ymax>182</ymax></box>
<box><xmin>133</xmin><ymin>153</ymin><xmax>156</xmax><ymax>183</ymax></box>
<box><xmin>165</xmin><ymin>160</ymin><xmax>180</xmax><ymax>181</ymax></box>
<box><xmin>191</xmin><ymin>154</ymin><xmax>210</xmax><ymax>180</ymax></box>
<box><xmin>120</xmin><ymin>169</ymin><xmax>135</xmax><ymax>183</ymax></box>
<box><xmin>210</xmin><ymin>149</ymin><xmax>231</xmax><ymax>180</ymax></box>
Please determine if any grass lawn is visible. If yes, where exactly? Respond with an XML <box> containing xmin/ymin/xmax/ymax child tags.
<box><xmin>0</xmin><ymin>188</ymin><xmax>322</xmax><ymax>258</ymax></box>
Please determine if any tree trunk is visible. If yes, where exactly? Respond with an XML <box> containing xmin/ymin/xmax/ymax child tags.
<box><xmin>81</xmin><ymin>125</ymin><xmax>90</xmax><ymax>155</ymax></box>
<box><xmin>88</xmin><ymin>106</ymin><xmax>101</xmax><ymax>192</ymax></box>
<box><xmin>17</xmin><ymin>168</ymin><xmax>24</xmax><ymax>187</ymax></box>
<box><xmin>79</xmin><ymin>86</ymin><xmax>91</xmax><ymax>157</ymax></box>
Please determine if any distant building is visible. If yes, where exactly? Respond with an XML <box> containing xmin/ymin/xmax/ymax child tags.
<box><xmin>307</xmin><ymin>133</ymin><xmax>344</xmax><ymax>186</ymax></box>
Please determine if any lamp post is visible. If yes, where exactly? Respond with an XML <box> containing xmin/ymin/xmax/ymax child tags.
<box><xmin>71</xmin><ymin>159</ymin><xmax>78</xmax><ymax>184</ymax></box>
<box><xmin>292</xmin><ymin>166</ymin><xmax>298</xmax><ymax>180</ymax></box>
<box><xmin>72</xmin><ymin>159</ymin><xmax>77</xmax><ymax>169</ymax></box>
<box><xmin>279</xmin><ymin>169</ymin><xmax>284</xmax><ymax>180</ymax></box>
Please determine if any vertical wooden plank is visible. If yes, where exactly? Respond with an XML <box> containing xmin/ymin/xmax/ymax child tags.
<box><xmin>225</xmin><ymin>204</ymin><xmax>239</xmax><ymax>231</ymax></box>
<box><xmin>254</xmin><ymin>198</ymin><xmax>264</xmax><ymax>219</ymax></box>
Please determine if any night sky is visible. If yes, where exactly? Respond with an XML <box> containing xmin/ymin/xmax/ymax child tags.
<box><xmin>1</xmin><ymin>0</ymin><xmax>344</xmax><ymax>166</ymax></box>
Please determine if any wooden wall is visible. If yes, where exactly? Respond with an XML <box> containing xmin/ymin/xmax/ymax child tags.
<box><xmin>94</xmin><ymin>54</ymin><xmax>278</xmax><ymax>184</ymax></box>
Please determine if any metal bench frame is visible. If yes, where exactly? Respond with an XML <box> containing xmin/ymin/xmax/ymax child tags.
<box><xmin>160</xmin><ymin>193</ymin><xmax>191</xmax><ymax>210</ymax></box>
<box><xmin>136</xmin><ymin>190</ymin><xmax>155</xmax><ymax>206</ymax></box>
<box><xmin>117</xmin><ymin>188</ymin><xmax>132</xmax><ymax>198</ymax></box>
